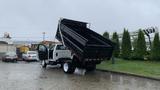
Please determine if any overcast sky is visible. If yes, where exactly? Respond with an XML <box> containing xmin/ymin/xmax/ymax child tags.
<box><xmin>0</xmin><ymin>0</ymin><xmax>160</xmax><ymax>41</ymax></box>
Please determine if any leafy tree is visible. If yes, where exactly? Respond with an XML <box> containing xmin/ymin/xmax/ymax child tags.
<box><xmin>150</xmin><ymin>33</ymin><xmax>160</xmax><ymax>60</ymax></box>
<box><xmin>112</xmin><ymin>32</ymin><xmax>120</xmax><ymax>57</ymax></box>
<box><xmin>121</xmin><ymin>29</ymin><xmax>132</xmax><ymax>59</ymax></box>
<box><xmin>132</xmin><ymin>30</ymin><xmax>146</xmax><ymax>60</ymax></box>
<box><xmin>103</xmin><ymin>31</ymin><xmax>109</xmax><ymax>39</ymax></box>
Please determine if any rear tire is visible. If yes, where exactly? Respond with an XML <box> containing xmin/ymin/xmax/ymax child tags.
<box><xmin>63</xmin><ymin>62</ymin><xmax>75</xmax><ymax>74</ymax></box>
<box><xmin>42</xmin><ymin>60</ymin><xmax>47</xmax><ymax>68</ymax></box>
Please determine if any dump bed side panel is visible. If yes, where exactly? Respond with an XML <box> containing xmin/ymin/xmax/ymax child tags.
<box><xmin>82</xmin><ymin>28</ymin><xmax>114</xmax><ymax>59</ymax></box>
<box><xmin>56</xmin><ymin>22</ymin><xmax>87</xmax><ymax>58</ymax></box>
<box><xmin>56</xmin><ymin>19</ymin><xmax>114</xmax><ymax>60</ymax></box>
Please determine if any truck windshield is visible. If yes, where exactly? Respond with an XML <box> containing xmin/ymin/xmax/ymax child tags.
<box><xmin>56</xmin><ymin>45</ymin><xmax>66</xmax><ymax>50</ymax></box>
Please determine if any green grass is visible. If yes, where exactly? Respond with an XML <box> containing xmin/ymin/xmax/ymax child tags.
<box><xmin>97</xmin><ymin>59</ymin><xmax>160</xmax><ymax>79</ymax></box>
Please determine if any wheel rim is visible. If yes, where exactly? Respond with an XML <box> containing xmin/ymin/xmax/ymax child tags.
<box><xmin>63</xmin><ymin>63</ymin><xmax>69</xmax><ymax>72</ymax></box>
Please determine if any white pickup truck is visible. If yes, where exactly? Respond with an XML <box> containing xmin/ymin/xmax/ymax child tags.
<box><xmin>37</xmin><ymin>44</ymin><xmax>73</xmax><ymax>72</ymax></box>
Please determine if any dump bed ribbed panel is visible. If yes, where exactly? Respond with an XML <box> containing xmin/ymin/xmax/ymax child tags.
<box><xmin>56</xmin><ymin>19</ymin><xmax>114</xmax><ymax>60</ymax></box>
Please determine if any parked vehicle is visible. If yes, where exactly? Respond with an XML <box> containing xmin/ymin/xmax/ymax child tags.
<box><xmin>22</xmin><ymin>51</ymin><xmax>39</xmax><ymax>61</ymax></box>
<box><xmin>2</xmin><ymin>52</ymin><xmax>18</xmax><ymax>62</ymax></box>
<box><xmin>37</xmin><ymin>18</ymin><xmax>115</xmax><ymax>74</ymax></box>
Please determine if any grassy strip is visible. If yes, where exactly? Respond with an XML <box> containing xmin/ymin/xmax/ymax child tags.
<box><xmin>96</xmin><ymin>59</ymin><xmax>160</xmax><ymax>79</ymax></box>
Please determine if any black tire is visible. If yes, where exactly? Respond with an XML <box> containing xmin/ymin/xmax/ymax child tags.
<box><xmin>63</xmin><ymin>62</ymin><xmax>75</xmax><ymax>74</ymax></box>
<box><xmin>41</xmin><ymin>60</ymin><xmax>47</xmax><ymax>68</ymax></box>
<box><xmin>60</xmin><ymin>63</ymin><xmax>63</xmax><ymax>68</ymax></box>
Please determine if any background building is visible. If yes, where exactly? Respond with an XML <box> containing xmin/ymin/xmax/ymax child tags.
<box><xmin>0</xmin><ymin>37</ymin><xmax>16</xmax><ymax>58</ymax></box>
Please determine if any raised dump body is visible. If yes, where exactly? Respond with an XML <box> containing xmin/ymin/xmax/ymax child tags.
<box><xmin>56</xmin><ymin>18</ymin><xmax>114</xmax><ymax>61</ymax></box>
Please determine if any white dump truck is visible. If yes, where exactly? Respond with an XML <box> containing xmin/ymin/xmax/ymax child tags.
<box><xmin>37</xmin><ymin>18</ymin><xmax>115</xmax><ymax>74</ymax></box>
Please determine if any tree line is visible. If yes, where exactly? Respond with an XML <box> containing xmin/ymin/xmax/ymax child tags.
<box><xmin>103</xmin><ymin>29</ymin><xmax>160</xmax><ymax>61</ymax></box>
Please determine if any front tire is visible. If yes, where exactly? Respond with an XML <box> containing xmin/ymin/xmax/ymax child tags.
<box><xmin>41</xmin><ymin>60</ymin><xmax>47</xmax><ymax>68</ymax></box>
<box><xmin>63</xmin><ymin>62</ymin><xmax>75</xmax><ymax>74</ymax></box>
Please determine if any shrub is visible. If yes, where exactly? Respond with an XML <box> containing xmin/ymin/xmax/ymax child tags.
<box><xmin>121</xmin><ymin>29</ymin><xmax>132</xmax><ymax>59</ymax></box>
<box><xmin>112</xmin><ymin>32</ymin><xmax>120</xmax><ymax>57</ymax></box>
<box><xmin>132</xmin><ymin>30</ymin><xmax>146</xmax><ymax>60</ymax></box>
<box><xmin>150</xmin><ymin>33</ymin><xmax>160</xmax><ymax>60</ymax></box>
<box><xmin>103</xmin><ymin>31</ymin><xmax>109</xmax><ymax>39</ymax></box>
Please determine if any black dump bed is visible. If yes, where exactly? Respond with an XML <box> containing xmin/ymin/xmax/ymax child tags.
<box><xmin>56</xmin><ymin>18</ymin><xmax>114</xmax><ymax>60</ymax></box>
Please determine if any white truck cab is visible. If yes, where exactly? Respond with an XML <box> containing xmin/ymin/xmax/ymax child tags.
<box><xmin>49</xmin><ymin>44</ymin><xmax>71</xmax><ymax>62</ymax></box>
<box><xmin>37</xmin><ymin>44</ymin><xmax>72</xmax><ymax>68</ymax></box>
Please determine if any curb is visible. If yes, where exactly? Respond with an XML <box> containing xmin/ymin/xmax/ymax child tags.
<box><xmin>96</xmin><ymin>69</ymin><xmax>160</xmax><ymax>81</ymax></box>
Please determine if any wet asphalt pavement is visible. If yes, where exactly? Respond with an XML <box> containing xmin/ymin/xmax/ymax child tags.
<box><xmin>0</xmin><ymin>61</ymin><xmax>159</xmax><ymax>90</ymax></box>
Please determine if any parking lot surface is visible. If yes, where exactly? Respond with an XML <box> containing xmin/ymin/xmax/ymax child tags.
<box><xmin>0</xmin><ymin>61</ymin><xmax>159</xmax><ymax>90</ymax></box>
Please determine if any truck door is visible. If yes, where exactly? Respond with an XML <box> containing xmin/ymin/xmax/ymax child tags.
<box><xmin>37</xmin><ymin>44</ymin><xmax>48</xmax><ymax>60</ymax></box>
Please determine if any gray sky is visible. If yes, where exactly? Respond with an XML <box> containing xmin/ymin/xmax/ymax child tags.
<box><xmin>0</xmin><ymin>0</ymin><xmax>160</xmax><ymax>41</ymax></box>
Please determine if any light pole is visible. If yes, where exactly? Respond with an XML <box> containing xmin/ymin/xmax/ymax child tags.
<box><xmin>42</xmin><ymin>32</ymin><xmax>46</xmax><ymax>41</ymax></box>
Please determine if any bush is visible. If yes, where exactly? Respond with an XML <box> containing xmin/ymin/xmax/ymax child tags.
<box><xmin>150</xmin><ymin>33</ymin><xmax>160</xmax><ymax>60</ymax></box>
<box><xmin>112</xmin><ymin>32</ymin><xmax>120</xmax><ymax>57</ymax></box>
<box><xmin>121</xmin><ymin>29</ymin><xmax>132</xmax><ymax>59</ymax></box>
<box><xmin>103</xmin><ymin>31</ymin><xmax>109</xmax><ymax>39</ymax></box>
<box><xmin>132</xmin><ymin>30</ymin><xmax>146</xmax><ymax>60</ymax></box>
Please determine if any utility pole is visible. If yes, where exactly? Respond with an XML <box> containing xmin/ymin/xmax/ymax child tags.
<box><xmin>42</xmin><ymin>32</ymin><xmax>46</xmax><ymax>41</ymax></box>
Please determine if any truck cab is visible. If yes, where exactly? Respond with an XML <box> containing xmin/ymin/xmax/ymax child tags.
<box><xmin>37</xmin><ymin>44</ymin><xmax>71</xmax><ymax>68</ymax></box>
